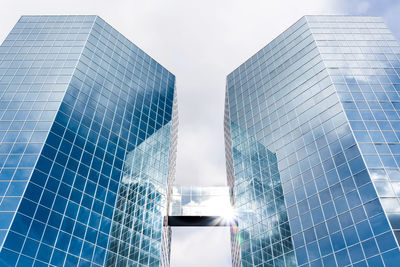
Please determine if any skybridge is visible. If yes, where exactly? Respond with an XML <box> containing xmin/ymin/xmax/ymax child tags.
<box><xmin>164</xmin><ymin>186</ymin><xmax>238</xmax><ymax>227</ymax></box>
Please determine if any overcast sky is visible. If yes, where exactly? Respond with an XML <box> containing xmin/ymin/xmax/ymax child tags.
<box><xmin>1</xmin><ymin>0</ymin><xmax>400</xmax><ymax>266</ymax></box>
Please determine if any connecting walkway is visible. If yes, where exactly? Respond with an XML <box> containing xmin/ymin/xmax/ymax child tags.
<box><xmin>165</xmin><ymin>215</ymin><xmax>237</xmax><ymax>227</ymax></box>
<box><xmin>165</xmin><ymin>186</ymin><xmax>237</xmax><ymax>227</ymax></box>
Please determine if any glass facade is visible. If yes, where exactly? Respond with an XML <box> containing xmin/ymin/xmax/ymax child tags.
<box><xmin>227</xmin><ymin>121</ymin><xmax>296</xmax><ymax>266</ymax></box>
<box><xmin>0</xmin><ymin>15</ymin><xmax>177</xmax><ymax>267</ymax></box>
<box><xmin>225</xmin><ymin>16</ymin><xmax>400</xmax><ymax>267</ymax></box>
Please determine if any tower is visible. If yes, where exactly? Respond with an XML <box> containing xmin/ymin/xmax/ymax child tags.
<box><xmin>225</xmin><ymin>16</ymin><xmax>400</xmax><ymax>266</ymax></box>
<box><xmin>0</xmin><ymin>15</ymin><xmax>177</xmax><ymax>266</ymax></box>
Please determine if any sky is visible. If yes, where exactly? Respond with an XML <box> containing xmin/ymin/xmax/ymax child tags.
<box><xmin>1</xmin><ymin>0</ymin><xmax>400</xmax><ymax>266</ymax></box>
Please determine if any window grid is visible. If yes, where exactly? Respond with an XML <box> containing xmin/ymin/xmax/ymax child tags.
<box><xmin>225</xmin><ymin>16</ymin><xmax>400</xmax><ymax>267</ymax></box>
<box><xmin>0</xmin><ymin>15</ymin><xmax>176</xmax><ymax>267</ymax></box>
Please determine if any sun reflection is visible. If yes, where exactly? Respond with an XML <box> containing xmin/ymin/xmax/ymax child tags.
<box><xmin>221</xmin><ymin>205</ymin><xmax>237</xmax><ymax>223</ymax></box>
<box><xmin>170</xmin><ymin>186</ymin><xmax>239</xmax><ymax>227</ymax></box>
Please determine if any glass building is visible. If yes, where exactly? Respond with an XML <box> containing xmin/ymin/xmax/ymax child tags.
<box><xmin>225</xmin><ymin>16</ymin><xmax>400</xmax><ymax>266</ymax></box>
<box><xmin>0</xmin><ymin>15</ymin><xmax>177</xmax><ymax>267</ymax></box>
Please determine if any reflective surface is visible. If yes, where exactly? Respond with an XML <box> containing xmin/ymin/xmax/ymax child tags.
<box><xmin>107</xmin><ymin>123</ymin><xmax>172</xmax><ymax>266</ymax></box>
<box><xmin>227</xmin><ymin>121</ymin><xmax>296</xmax><ymax>267</ymax></box>
<box><xmin>225</xmin><ymin>16</ymin><xmax>400</xmax><ymax>267</ymax></box>
<box><xmin>0</xmin><ymin>15</ymin><xmax>176</xmax><ymax>267</ymax></box>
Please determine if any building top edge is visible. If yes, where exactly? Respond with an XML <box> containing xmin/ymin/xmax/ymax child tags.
<box><xmin>226</xmin><ymin>15</ymin><xmax>383</xmax><ymax>81</ymax></box>
<box><xmin>18</xmin><ymin>15</ymin><xmax>176</xmax><ymax>79</ymax></box>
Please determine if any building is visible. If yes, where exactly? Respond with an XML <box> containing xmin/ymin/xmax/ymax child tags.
<box><xmin>225</xmin><ymin>16</ymin><xmax>400</xmax><ymax>266</ymax></box>
<box><xmin>0</xmin><ymin>15</ymin><xmax>177</xmax><ymax>267</ymax></box>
